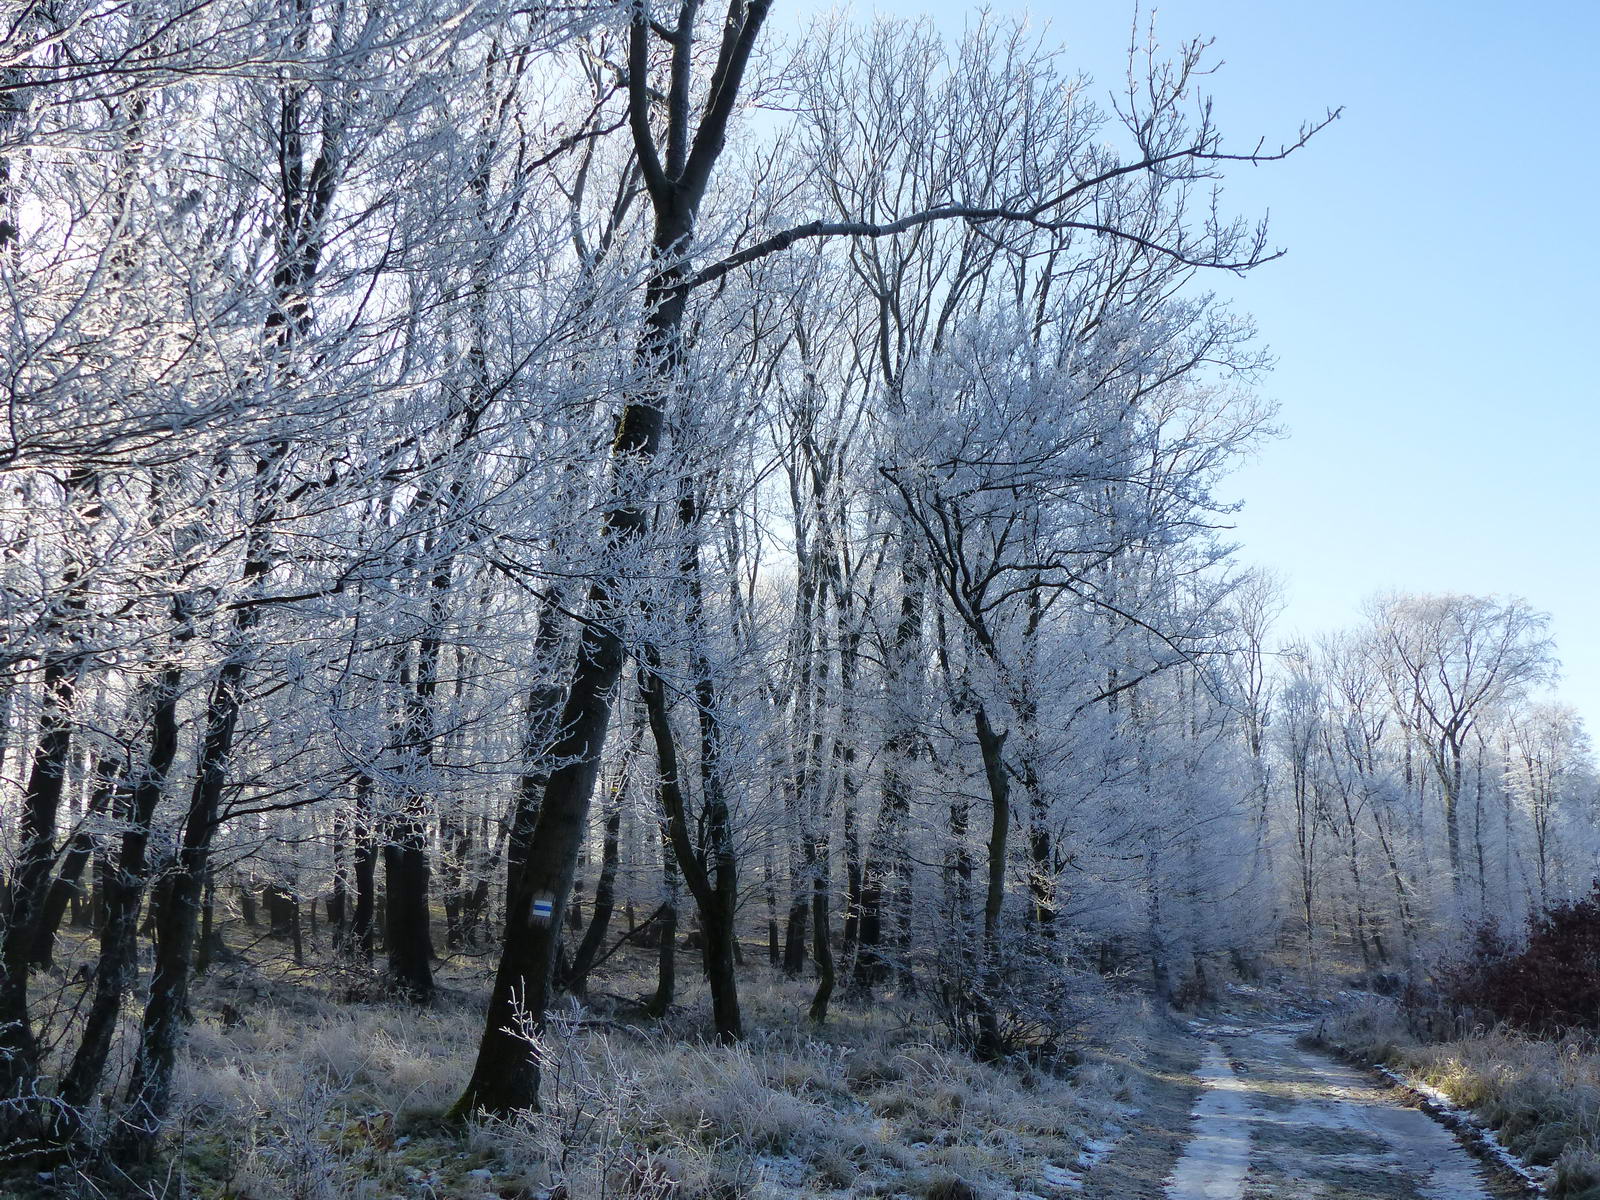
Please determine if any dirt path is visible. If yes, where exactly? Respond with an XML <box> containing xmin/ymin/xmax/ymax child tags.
<box><xmin>1081</xmin><ymin>1014</ymin><xmax>1525</xmax><ymax>1200</ymax></box>
<box><xmin>1166</xmin><ymin>1017</ymin><xmax>1522</xmax><ymax>1200</ymax></box>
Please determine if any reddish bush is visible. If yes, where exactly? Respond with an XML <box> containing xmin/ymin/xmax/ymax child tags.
<box><xmin>1441</xmin><ymin>883</ymin><xmax>1600</xmax><ymax>1034</ymax></box>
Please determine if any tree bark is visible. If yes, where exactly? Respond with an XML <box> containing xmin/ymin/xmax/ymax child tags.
<box><xmin>562</xmin><ymin>756</ymin><xmax>629</xmax><ymax>994</ymax></box>
<box><xmin>351</xmin><ymin>776</ymin><xmax>377</xmax><ymax>960</ymax></box>
<box><xmin>54</xmin><ymin>648</ymin><xmax>184</xmax><ymax>1136</ymax></box>
<box><xmin>118</xmin><ymin>635</ymin><xmax>252</xmax><ymax>1156</ymax></box>
<box><xmin>973</xmin><ymin>704</ymin><xmax>1009</xmax><ymax>1059</ymax></box>
<box><xmin>383</xmin><ymin>825</ymin><xmax>434</xmax><ymax>1001</ymax></box>
<box><xmin>31</xmin><ymin>760</ymin><xmax>115</xmax><ymax>969</ymax></box>
<box><xmin>0</xmin><ymin>614</ymin><xmax>87</xmax><ymax>1142</ymax></box>
<box><xmin>647</xmin><ymin>821</ymin><xmax>680</xmax><ymax>1018</ymax></box>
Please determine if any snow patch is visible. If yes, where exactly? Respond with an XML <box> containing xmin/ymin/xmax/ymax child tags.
<box><xmin>1039</xmin><ymin>1161</ymin><xmax>1081</xmax><ymax>1191</ymax></box>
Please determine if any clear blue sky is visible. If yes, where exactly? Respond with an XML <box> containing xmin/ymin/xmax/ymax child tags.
<box><xmin>785</xmin><ymin>0</ymin><xmax>1600</xmax><ymax>730</ymax></box>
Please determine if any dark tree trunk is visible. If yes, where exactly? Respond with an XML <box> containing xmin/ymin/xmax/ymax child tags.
<box><xmin>383</xmin><ymin>824</ymin><xmax>434</xmax><ymax>1002</ymax></box>
<box><xmin>351</xmin><ymin>776</ymin><xmax>376</xmax><ymax>960</ymax></box>
<box><xmin>196</xmin><ymin>869</ymin><xmax>218</xmax><ymax>976</ymax></box>
<box><xmin>118</xmin><ymin>637</ymin><xmax>252</xmax><ymax>1157</ymax></box>
<box><xmin>0</xmin><ymin>651</ymin><xmax>81</xmax><ymax>1143</ymax></box>
<box><xmin>639</xmin><ymin>652</ymin><xmax>742</xmax><ymax>1042</ymax></box>
<box><xmin>453</xmin><ymin>569</ymin><xmax>639</xmax><ymax>1116</ymax></box>
<box><xmin>32</xmin><ymin>761</ymin><xmax>115</xmax><ymax>969</ymax></box>
<box><xmin>563</xmin><ymin>768</ymin><xmax>628</xmax><ymax>995</ymax></box>
<box><xmin>442</xmin><ymin>813</ymin><xmax>470</xmax><ymax>951</ymax></box>
<box><xmin>764</xmin><ymin>851</ymin><xmax>780</xmax><ymax>967</ymax></box>
<box><xmin>783</xmin><ymin>883</ymin><xmax>809</xmax><ymax>977</ymax></box>
<box><xmin>57</xmin><ymin>654</ymin><xmax>184</xmax><ymax>1131</ymax></box>
<box><xmin>676</xmin><ymin>479</ymin><xmax>744</xmax><ymax>1040</ymax></box>
<box><xmin>567</xmin><ymin>880</ymin><xmax>585</xmax><ymax>933</ymax></box>
<box><xmin>266</xmin><ymin>885</ymin><xmax>296</xmax><ymax>939</ymax></box>
<box><xmin>91</xmin><ymin>840</ymin><xmax>111</xmax><ymax>933</ymax></box>
<box><xmin>807</xmin><ymin>839</ymin><xmax>835</xmax><ymax>1023</ymax></box>
<box><xmin>329</xmin><ymin>803</ymin><xmax>349</xmax><ymax>948</ymax></box>
<box><xmin>973</xmin><ymin>705</ymin><xmax>1010</xmax><ymax>1060</ymax></box>
<box><xmin>383</xmin><ymin>630</ymin><xmax>439</xmax><ymax>1002</ymax></box>
<box><xmin>457</xmin><ymin>252</ymin><xmax>674</xmax><ymax>1122</ymax></box>
<box><xmin>865</xmin><ymin>549</ymin><xmax>922</xmax><ymax>995</ymax></box>
<box><xmin>454</xmin><ymin>0</ymin><xmax>772</xmax><ymax>1111</ymax></box>
<box><xmin>841</xmin><ymin>806</ymin><xmax>863</xmax><ymax>985</ymax></box>
<box><xmin>1027</xmin><ymin>770</ymin><xmax>1057</xmax><ymax>942</ymax></box>
<box><xmin>648</xmin><ymin>826</ymin><xmax>680</xmax><ymax>1018</ymax></box>
<box><xmin>459</xmin><ymin>806</ymin><xmax>506</xmax><ymax>948</ymax></box>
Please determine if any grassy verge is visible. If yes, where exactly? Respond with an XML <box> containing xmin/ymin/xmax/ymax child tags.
<box><xmin>1323</xmin><ymin>998</ymin><xmax>1600</xmax><ymax>1199</ymax></box>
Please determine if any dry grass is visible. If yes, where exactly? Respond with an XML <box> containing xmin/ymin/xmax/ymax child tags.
<box><xmin>1326</xmin><ymin>998</ymin><xmax>1600</xmax><ymax>1198</ymax></box>
<box><xmin>35</xmin><ymin>948</ymin><xmax>1146</xmax><ymax>1199</ymax></box>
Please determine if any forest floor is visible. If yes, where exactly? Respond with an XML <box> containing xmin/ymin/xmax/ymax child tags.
<box><xmin>7</xmin><ymin>924</ymin><xmax>1559</xmax><ymax>1200</ymax></box>
<box><xmin>14</xmin><ymin>924</ymin><xmax>1148</xmax><ymax>1199</ymax></box>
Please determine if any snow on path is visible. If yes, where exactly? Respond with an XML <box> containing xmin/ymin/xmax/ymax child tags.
<box><xmin>1164</xmin><ymin>1040</ymin><xmax>1253</xmax><ymax>1200</ymax></box>
<box><xmin>1259</xmin><ymin>1030</ymin><xmax>1494</xmax><ymax>1200</ymax></box>
<box><xmin>1163</xmin><ymin>1020</ymin><xmax>1499</xmax><ymax>1200</ymax></box>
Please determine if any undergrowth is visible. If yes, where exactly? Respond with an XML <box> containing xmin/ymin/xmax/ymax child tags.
<box><xmin>29</xmin><ymin>962</ymin><xmax>1145</xmax><ymax>1200</ymax></box>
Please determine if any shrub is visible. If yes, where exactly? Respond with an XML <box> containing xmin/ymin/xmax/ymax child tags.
<box><xmin>1441</xmin><ymin>883</ymin><xmax>1600</xmax><ymax>1035</ymax></box>
<box><xmin>930</xmin><ymin>944</ymin><xmax>1104</xmax><ymax>1065</ymax></box>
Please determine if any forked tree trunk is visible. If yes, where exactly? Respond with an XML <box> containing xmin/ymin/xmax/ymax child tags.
<box><xmin>639</xmin><ymin>652</ymin><xmax>742</xmax><ymax>1042</ymax></box>
<box><xmin>563</xmin><ymin>759</ymin><xmax>629</xmax><ymax>994</ymax></box>
<box><xmin>118</xmin><ymin>639</ymin><xmax>253</xmax><ymax>1157</ymax></box>
<box><xmin>454</xmin><ymin>0</ymin><xmax>773</xmax><ymax>1115</ymax></box>
<box><xmin>54</xmin><ymin>648</ymin><xmax>183</xmax><ymax>1138</ymax></box>
<box><xmin>32</xmin><ymin>760</ymin><xmax>115</xmax><ymax>969</ymax></box>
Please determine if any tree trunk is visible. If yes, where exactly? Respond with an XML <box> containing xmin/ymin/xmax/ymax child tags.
<box><xmin>782</xmin><ymin>880</ymin><xmax>810</xmax><ymax>977</ymax></box>
<box><xmin>807</xmin><ymin>839</ymin><xmax>835</xmax><ymax>1023</ymax></box>
<box><xmin>196</xmin><ymin>869</ymin><xmax>219</xmax><ymax>976</ymax></box>
<box><xmin>31</xmin><ymin>760</ymin><xmax>115</xmax><ymax>969</ymax></box>
<box><xmin>329</xmin><ymin>804</ymin><xmax>349</xmax><ymax>948</ymax></box>
<box><xmin>54</xmin><ymin>650</ymin><xmax>184</xmax><ymax>1137</ymax></box>
<box><xmin>351</xmin><ymin>776</ymin><xmax>377</xmax><ymax>960</ymax></box>
<box><xmin>764</xmin><ymin>851</ymin><xmax>780</xmax><ymax>967</ymax></box>
<box><xmin>973</xmin><ymin>704</ymin><xmax>1009</xmax><ymax>1059</ymax></box>
<box><xmin>117</xmin><ymin>639</ymin><xmax>251</xmax><ymax>1157</ymax></box>
<box><xmin>639</xmin><ymin>652</ymin><xmax>743</xmax><ymax>1042</ymax></box>
<box><xmin>454</xmin><ymin>0</ymin><xmax>771</xmax><ymax>1110</ymax></box>
<box><xmin>266</xmin><ymin>885</ymin><xmax>296</xmax><ymax>939</ymax></box>
<box><xmin>452</xmin><ymin>584</ymin><xmax>635</xmax><ymax>1116</ymax></box>
<box><xmin>0</xmin><ymin>651</ymin><xmax>82</xmax><ymax>1143</ymax></box>
<box><xmin>648</xmin><ymin>827</ymin><xmax>680</xmax><ymax>1018</ymax></box>
<box><xmin>383</xmin><ymin>825</ymin><xmax>434</xmax><ymax>1001</ymax></box>
<box><xmin>563</xmin><ymin>766</ymin><xmax>628</xmax><ymax>994</ymax></box>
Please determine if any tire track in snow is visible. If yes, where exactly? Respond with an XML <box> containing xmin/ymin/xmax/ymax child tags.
<box><xmin>1164</xmin><ymin>1039</ymin><xmax>1253</xmax><ymax>1200</ymax></box>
